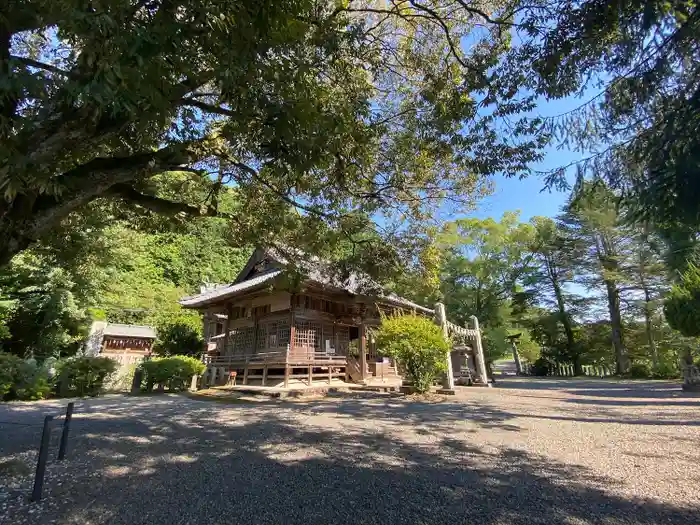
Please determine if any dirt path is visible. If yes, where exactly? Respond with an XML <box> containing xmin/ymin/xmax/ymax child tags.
<box><xmin>1</xmin><ymin>379</ymin><xmax>698</xmax><ymax>525</ymax></box>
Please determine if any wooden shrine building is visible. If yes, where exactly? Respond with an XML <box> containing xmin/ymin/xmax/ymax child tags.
<box><xmin>84</xmin><ymin>322</ymin><xmax>157</xmax><ymax>366</ymax></box>
<box><xmin>180</xmin><ymin>248</ymin><xmax>451</xmax><ymax>388</ymax></box>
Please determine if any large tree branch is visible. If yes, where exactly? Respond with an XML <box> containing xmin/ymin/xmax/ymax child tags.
<box><xmin>58</xmin><ymin>142</ymin><xmax>201</xmax><ymax>192</ymax></box>
<box><xmin>228</xmin><ymin>161</ymin><xmax>334</xmax><ymax>219</ymax></box>
<box><xmin>407</xmin><ymin>1</ymin><xmax>472</xmax><ymax>70</ymax></box>
<box><xmin>182</xmin><ymin>98</ymin><xmax>237</xmax><ymax>117</ymax></box>
<box><xmin>452</xmin><ymin>0</ymin><xmax>517</xmax><ymax>26</ymax></box>
<box><xmin>0</xmin><ymin>139</ymin><xmax>220</xmax><ymax>266</ymax></box>
<box><xmin>6</xmin><ymin>140</ymin><xmax>207</xmax><ymax>243</ymax></box>
<box><xmin>107</xmin><ymin>183</ymin><xmax>230</xmax><ymax>218</ymax></box>
<box><xmin>10</xmin><ymin>55</ymin><xmax>70</xmax><ymax>76</ymax></box>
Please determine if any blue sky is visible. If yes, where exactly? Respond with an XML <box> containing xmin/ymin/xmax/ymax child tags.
<box><xmin>474</xmin><ymin>147</ymin><xmax>577</xmax><ymax>222</ymax></box>
<box><xmin>472</xmin><ymin>94</ymin><xmax>591</xmax><ymax>223</ymax></box>
<box><xmin>474</xmin><ymin>172</ymin><xmax>568</xmax><ymax>222</ymax></box>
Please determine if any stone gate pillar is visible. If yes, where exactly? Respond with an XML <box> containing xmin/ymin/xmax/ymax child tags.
<box><xmin>435</xmin><ymin>303</ymin><xmax>455</xmax><ymax>390</ymax></box>
<box><xmin>470</xmin><ymin>315</ymin><xmax>490</xmax><ymax>387</ymax></box>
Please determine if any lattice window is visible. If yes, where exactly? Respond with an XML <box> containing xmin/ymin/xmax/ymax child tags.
<box><xmin>293</xmin><ymin>322</ymin><xmax>349</xmax><ymax>355</ymax></box>
<box><xmin>294</xmin><ymin>320</ymin><xmax>320</xmax><ymax>351</ymax></box>
<box><xmin>104</xmin><ymin>337</ymin><xmax>151</xmax><ymax>350</ymax></box>
<box><xmin>335</xmin><ymin>326</ymin><xmax>350</xmax><ymax>355</ymax></box>
<box><xmin>277</xmin><ymin>321</ymin><xmax>291</xmax><ymax>347</ymax></box>
<box><xmin>257</xmin><ymin>320</ymin><xmax>290</xmax><ymax>350</ymax></box>
<box><xmin>227</xmin><ymin>327</ymin><xmax>254</xmax><ymax>356</ymax></box>
<box><xmin>320</xmin><ymin>322</ymin><xmax>334</xmax><ymax>353</ymax></box>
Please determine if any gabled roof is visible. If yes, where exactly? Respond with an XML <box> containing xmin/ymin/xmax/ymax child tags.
<box><xmin>179</xmin><ymin>248</ymin><xmax>434</xmax><ymax>315</ymax></box>
<box><xmin>179</xmin><ymin>269</ymin><xmax>283</xmax><ymax>307</ymax></box>
<box><xmin>102</xmin><ymin>324</ymin><xmax>157</xmax><ymax>339</ymax></box>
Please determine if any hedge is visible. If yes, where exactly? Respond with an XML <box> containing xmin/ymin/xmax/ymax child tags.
<box><xmin>55</xmin><ymin>356</ymin><xmax>118</xmax><ymax>397</ymax></box>
<box><xmin>0</xmin><ymin>352</ymin><xmax>52</xmax><ymax>401</ymax></box>
<box><xmin>140</xmin><ymin>356</ymin><xmax>205</xmax><ymax>392</ymax></box>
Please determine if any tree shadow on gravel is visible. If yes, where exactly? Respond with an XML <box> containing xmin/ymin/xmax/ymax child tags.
<box><xmin>564</xmin><ymin>398</ymin><xmax>700</xmax><ymax>407</ymax></box>
<box><xmin>298</xmin><ymin>394</ymin><xmax>525</xmax><ymax>432</ymax></box>
<box><xmin>283</xmin><ymin>393</ymin><xmax>700</xmax><ymax>428</ymax></box>
<box><xmin>1</xmin><ymin>396</ymin><xmax>697</xmax><ymax>525</ymax></box>
<box><xmin>496</xmin><ymin>377</ymin><xmax>693</xmax><ymax>400</ymax></box>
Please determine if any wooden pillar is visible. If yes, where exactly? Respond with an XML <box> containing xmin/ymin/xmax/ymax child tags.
<box><xmin>222</xmin><ymin>303</ymin><xmax>233</xmax><ymax>355</ymax></box>
<box><xmin>251</xmin><ymin>312</ymin><xmax>259</xmax><ymax>358</ymax></box>
<box><xmin>435</xmin><ymin>303</ymin><xmax>455</xmax><ymax>390</ymax></box>
<box><xmin>359</xmin><ymin>322</ymin><xmax>368</xmax><ymax>381</ymax></box>
<box><xmin>203</xmin><ymin>311</ymin><xmax>211</xmax><ymax>344</ymax></box>
<box><xmin>243</xmin><ymin>360</ymin><xmax>249</xmax><ymax>385</ymax></box>
<box><xmin>262</xmin><ymin>365</ymin><xmax>268</xmax><ymax>386</ymax></box>
<box><xmin>308</xmin><ymin>364</ymin><xmax>313</xmax><ymax>386</ymax></box>
<box><xmin>470</xmin><ymin>315</ymin><xmax>489</xmax><ymax>387</ymax></box>
<box><xmin>284</xmin><ymin>345</ymin><xmax>290</xmax><ymax>388</ymax></box>
<box><xmin>287</xmin><ymin>302</ymin><xmax>295</xmax><ymax>389</ymax></box>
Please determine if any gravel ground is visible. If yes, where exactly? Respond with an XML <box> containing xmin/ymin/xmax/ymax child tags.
<box><xmin>1</xmin><ymin>378</ymin><xmax>698</xmax><ymax>525</ymax></box>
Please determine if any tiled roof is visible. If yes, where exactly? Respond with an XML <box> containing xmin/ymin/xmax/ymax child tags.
<box><xmin>179</xmin><ymin>247</ymin><xmax>434</xmax><ymax>314</ymax></box>
<box><xmin>102</xmin><ymin>324</ymin><xmax>157</xmax><ymax>339</ymax></box>
<box><xmin>382</xmin><ymin>293</ymin><xmax>435</xmax><ymax>315</ymax></box>
<box><xmin>179</xmin><ymin>269</ymin><xmax>282</xmax><ymax>307</ymax></box>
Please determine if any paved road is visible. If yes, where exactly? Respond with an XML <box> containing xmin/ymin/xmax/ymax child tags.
<box><xmin>1</xmin><ymin>379</ymin><xmax>699</xmax><ymax>525</ymax></box>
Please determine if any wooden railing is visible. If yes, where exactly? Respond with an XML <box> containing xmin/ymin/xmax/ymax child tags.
<box><xmin>205</xmin><ymin>348</ymin><xmax>346</xmax><ymax>368</ymax></box>
<box><xmin>205</xmin><ymin>350</ymin><xmax>286</xmax><ymax>367</ymax></box>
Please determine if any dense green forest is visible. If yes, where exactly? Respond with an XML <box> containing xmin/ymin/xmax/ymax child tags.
<box><xmin>391</xmin><ymin>179</ymin><xmax>700</xmax><ymax>378</ymax></box>
<box><xmin>0</xmin><ymin>208</ymin><xmax>248</xmax><ymax>360</ymax></box>
<box><xmin>1</xmin><ymin>1</ymin><xmax>699</xmax><ymax>381</ymax></box>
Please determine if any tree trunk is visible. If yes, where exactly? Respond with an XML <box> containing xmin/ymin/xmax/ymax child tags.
<box><xmin>604</xmin><ymin>279</ymin><xmax>630</xmax><ymax>374</ymax></box>
<box><xmin>549</xmin><ymin>259</ymin><xmax>579</xmax><ymax>374</ymax></box>
<box><xmin>643</xmin><ymin>286</ymin><xmax>658</xmax><ymax>371</ymax></box>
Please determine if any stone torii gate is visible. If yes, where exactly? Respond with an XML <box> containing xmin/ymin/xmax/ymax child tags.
<box><xmin>434</xmin><ymin>303</ymin><xmax>490</xmax><ymax>389</ymax></box>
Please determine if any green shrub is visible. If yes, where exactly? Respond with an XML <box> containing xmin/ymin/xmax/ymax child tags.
<box><xmin>0</xmin><ymin>352</ymin><xmax>21</xmax><ymax>399</ymax></box>
<box><xmin>14</xmin><ymin>361</ymin><xmax>51</xmax><ymax>400</ymax></box>
<box><xmin>55</xmin><ymin>356</ymin><xmax>118</xmax><ymax>397</ymax></box>
<box><xmin>664</xmin><ymin>264</ymin><xmax>700</xmax><ymax>337</ymax></box>
<box><xmin>375</xmin><ymin>315</ymin><xmax>449</xmax><ymax>394</ymax></box>
<box><xmin>140</xmin><ymin>355</ymin><xmax>205</xmax><ymax>392</ymax></box>
<box><xmin>628</xmin><ymin>362</ymin><xmax>652</xmax><ymax>379</ymax></box>
<box><xmin>153</xmin><ymin>317</ymin><xmax>203</xmax><ymax>356</ymax></box>
<box><xmin>652</xmin><ymin>361</ymin><xmax>681</xmax><ymax>379</ymax></box>
<box><xmin>0</xmin><ymin>352</ymin><xmax>52</xmax><ymax>401</ymax></box>
<box><xmin>530</xmin><ymin>357</ymin><xmax>551</xmax><ymax>377</ymax></box>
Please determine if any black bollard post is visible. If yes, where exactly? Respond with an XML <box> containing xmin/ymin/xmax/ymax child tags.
<box><xmin>31</xmin><ymin>415</ymin><xmax>53</xmax><ymax>502</ymax></box>
<box><xmin>57</xmin><ymin>402</ymin><xmax>74</xmax><ymax>461</ymax></box>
